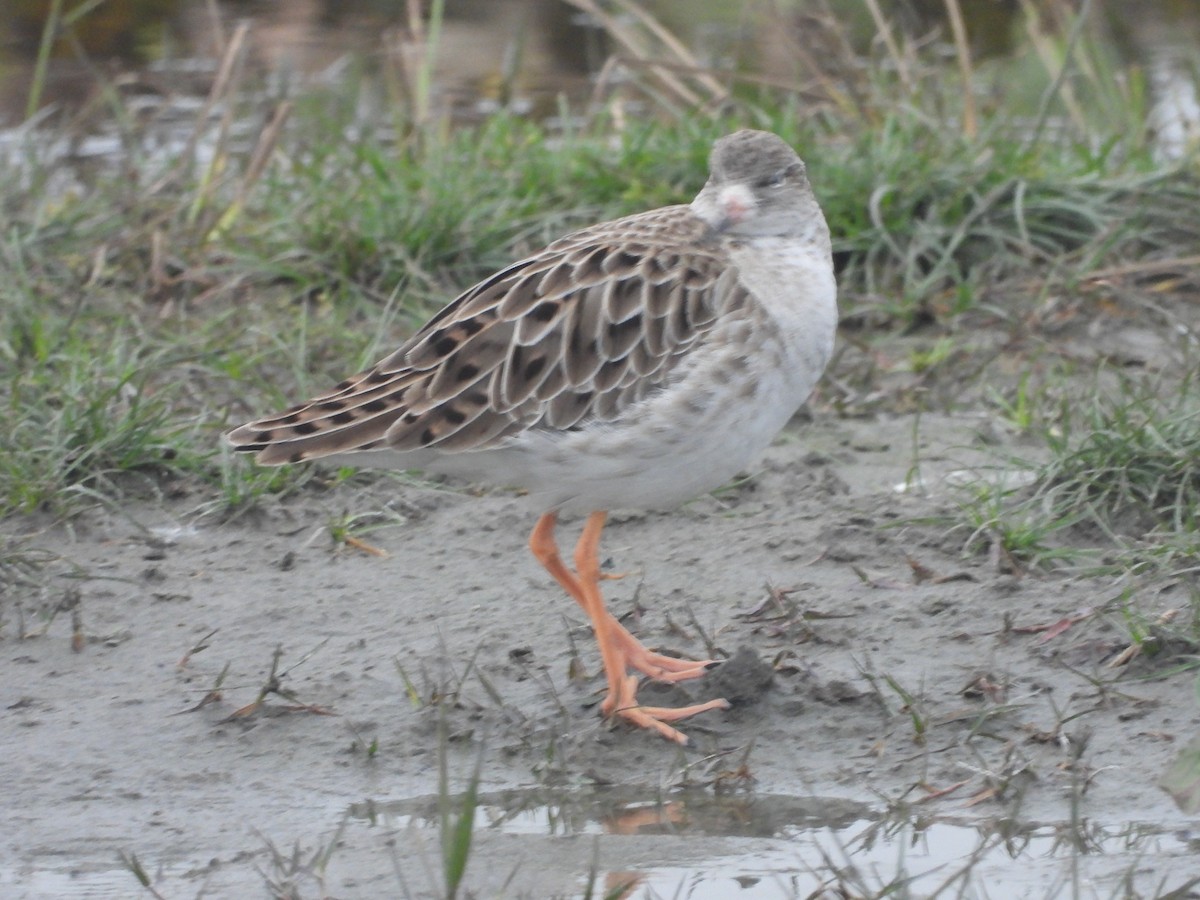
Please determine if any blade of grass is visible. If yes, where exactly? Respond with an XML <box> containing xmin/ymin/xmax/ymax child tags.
<box><xmin>437</xmin><ymin>722</ymin><xmax>483</xmax><ymax>899</ymax></box>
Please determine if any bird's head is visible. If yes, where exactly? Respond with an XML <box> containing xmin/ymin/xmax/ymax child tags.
<box><xmin>690</xmin><ymin>130</ymin><xmax>821</xmax><ymax>240</ymax></box>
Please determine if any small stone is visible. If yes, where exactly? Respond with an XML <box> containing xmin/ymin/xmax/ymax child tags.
<box><xmin>707</xmin><ymin>646</ymin><xmax>774</xmax><ymax>706</ymax></box>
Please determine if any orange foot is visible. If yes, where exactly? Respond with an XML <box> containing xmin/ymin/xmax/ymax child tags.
<box><xmin>529</xmin><ymin>511</ymin><xmax>730</xmax><ymax>745</ymax></box>
<box><xmin>609</xmin><ymin>623</ymin><xmax>717</xmax><ymax>683</ymax></box>
<box><xmin>605</xmin><ymin>673</ymin><xmax>731</xmax><ymax>745</ymax></box>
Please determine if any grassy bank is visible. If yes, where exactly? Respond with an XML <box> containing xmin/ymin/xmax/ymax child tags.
<box><xmin>1</xmin><ymin>0</ymin><xmax>1198</xmax><ymax>586</ymax></box>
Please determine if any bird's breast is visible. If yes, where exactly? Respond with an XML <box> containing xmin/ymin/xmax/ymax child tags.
<box><xmin>728</xmin><ymin>236</ymin><xmax>838</xmax><ymax>400</ymax></box>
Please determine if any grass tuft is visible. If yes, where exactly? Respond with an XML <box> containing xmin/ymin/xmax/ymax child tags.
<box><xmin>956</xmin><ymin>365</ymin><xmax>1200</xmax><ymax>594</ymax></box>
<box><xmin>1038</xmin><ymin>370</ymin><xmax>1200</xmax><ymax>537</ymax></box>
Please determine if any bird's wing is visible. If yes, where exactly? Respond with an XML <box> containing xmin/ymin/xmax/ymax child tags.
<box><xmin>227</xmin><ymin>205</ymin><xmax>750</xmax><ymax>464</ymax></box>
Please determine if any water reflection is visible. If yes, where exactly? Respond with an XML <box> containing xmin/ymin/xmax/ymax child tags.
<box><xmin>3</xmin><ymin>0</ymin><xmax>1199</xmax><ymax>143</ymax></box>
<box><xmin>346</xmin><ymin>787</ymin><xmax>1194</xmax><ymax>899</ymax></box>
<box><xmin>0</xmin><ymin>787</ymin><xmax>1191</xmax><ymax>897</ymax></box>
<box><xmin>349</xmin><ymin>786</ymin><xmax>871</xmax><ymax>838</ymax></box>
<box><xmin>1118</xmin><ymin>1</ymin><xmax>1200</xmax><ymax>160</ymax></box>
<box><xmin>0</xmin><ymin>0</ymin><xmax>600</xmax><ymax>126</ymax></box>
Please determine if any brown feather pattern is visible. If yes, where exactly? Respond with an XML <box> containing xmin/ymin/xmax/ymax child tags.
<box><xmin>226</xmin><ymin>205</ymin><xmax>748</xmax><ymax>465</ymax></box>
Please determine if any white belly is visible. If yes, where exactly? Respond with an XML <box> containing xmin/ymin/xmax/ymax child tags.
<box><xmin>502</xmin><ymin>348</ymin><xmax>804</xmax><ymax>512</ymax></box>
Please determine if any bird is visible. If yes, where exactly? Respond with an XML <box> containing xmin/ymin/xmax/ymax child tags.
<box><xmin>226</xmin><ymin>129</ymin><xmax>838</xmax><ymax>744</ymax></box>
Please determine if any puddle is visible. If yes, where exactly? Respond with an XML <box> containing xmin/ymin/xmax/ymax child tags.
<box><xmin>347</xmin><ymin>789</ymin><xmax>1199</xmax><ymax>898</ymax></box>
<box><xmin>0</xmin><ymin>862</ymin><xmax>193</xmax><ymax>900</ymax></box>
<box><xmin>601</xmin><ymin>820</ymin><xmax>1195</xmax><ymax>899</ymax></box>
<box><xmin>349</xmin><ymin>787</ymin><xmax>871</xmax><ymax>837</ymax></box>
<box><xmin>4</xmin><ymin>789</ymin><xmax>1196</xmax><ymax>897</ymax></box>
<box><xmin>5</xmin><ymin>0</ymin><xmax>1200</xmax><ymax>164</ymax></box>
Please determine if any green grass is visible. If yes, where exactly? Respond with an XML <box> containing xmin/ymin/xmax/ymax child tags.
<box><xmin>1043</xmin><ymin>373</ymin><xmax>1200</xmax><ymax>535</ymax></box>
<box><xmin>954</xmin><ymin>365</ymin><xmax>1200</xmax><ymax>586</ymax></box>
<box><xmin>938</xmin><ymin>350</ymin><xmax>1200</xmax><ymax>676</ymax></box>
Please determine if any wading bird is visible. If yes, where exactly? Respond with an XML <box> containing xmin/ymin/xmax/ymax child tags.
<box><xmin>226</xmin><ymin>130</ymin><xmax>837</xmax><ymax>743</ymax></box>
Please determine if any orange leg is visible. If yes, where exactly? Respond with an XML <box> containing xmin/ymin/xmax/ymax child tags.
<box><xmin>529</xmin><ymin>512</ymin><xmax>729</xmax><ymax>744</ymax></box>
<box><xmin>529</xmin><ymin>514</ymin><xmax>715</xmax><ymax>682</ymax></box>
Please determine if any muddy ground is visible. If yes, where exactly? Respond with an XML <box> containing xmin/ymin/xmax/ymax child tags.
<box><xmin>4</xmin><ymin>303</ymin><xmax>1200</xmax><ymax>898</ymax></box>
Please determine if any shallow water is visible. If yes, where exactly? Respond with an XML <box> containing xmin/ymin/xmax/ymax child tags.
<box><xmin>348</xmin><ymin>788</ymin><xmax>1197</xmax><ymax>897</ymax></box>
<box><xmin>4</xmin><ymin>787</ymin><xmax>1193</xmax><ymax>897</ymax></box>
<box><xmin>4</xmin><ymin>0</ymin><xmax>1199</xmax><ymax>155</ymax></box>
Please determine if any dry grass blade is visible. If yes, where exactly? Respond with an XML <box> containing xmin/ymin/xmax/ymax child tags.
<box><xmin>610</xmin><ymin>0</ymin><xmax>729</xmax><ymax>103</ymax></box>
<box><xmin>1019</xmin><ymin>0</ymin><xmax>1090</xmax><ymax>135</ymax></box>
<box><xmin>26</xmin><ymin>0</ymin><xmax>64</xmax><ymax>120</ymax></box>
<box><xmin>147</xmin><ymin>20</ymin><xmax>251</xmax><ymax>198</ymax></box>
<box><xmin>562</xmin><ymin>0</ymin><xmax>726</xmax><ymax>110</ymax></box>
<box><xmin>400</xmin><ymin>0</ymin><xmax>447</xmax><ymax>126</ymax></box>
<box><xmin>941</xmin><ymin>0</ymin><xmax>977</xmax><ymax>138</ymax></box>
<box><xmin>770</xmin><ymin>3</ymin><xmax>873</xmax><ymax>121</ymax></box>
<box><xmin>206</xmin><ymin>100</ymin><xmax>294</xmax><ymax>242</ymax></box>
<box><xmin>861</xmin><ymin>0</ymin><xmax>911</xmax><ymax>90</ymax></box>
<box><xmin>1086</xmin><ymin>254</ymin><xmax>1200</xmax><ymax>280</ymax></box>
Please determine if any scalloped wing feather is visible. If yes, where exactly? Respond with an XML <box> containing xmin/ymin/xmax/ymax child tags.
<box><xmin>226</xmin><ymin>205</ymin><xmax>744</xmax><ymax>465</ymax></box>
